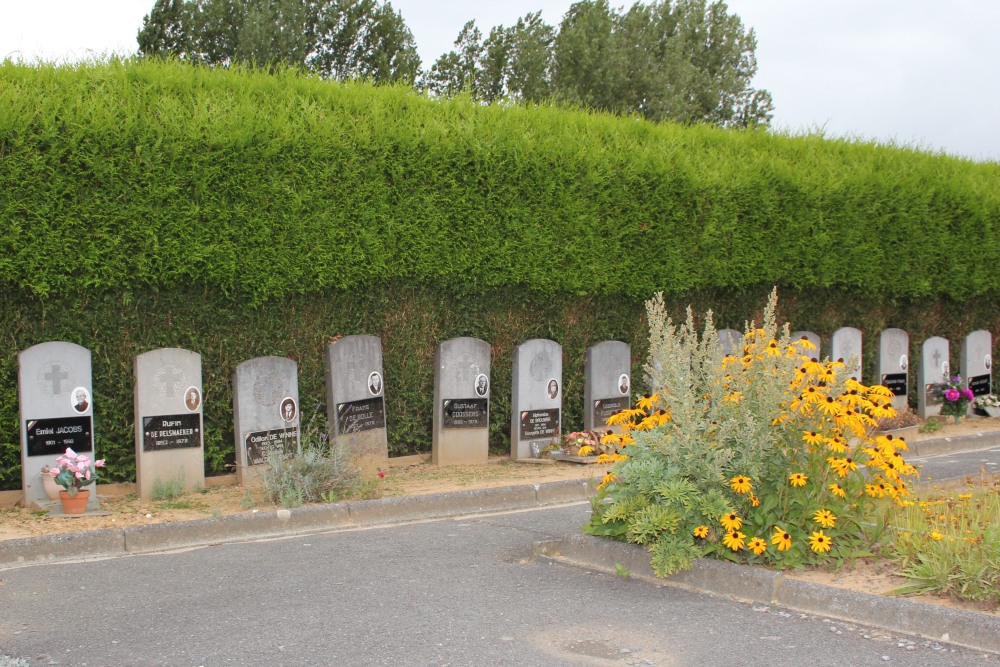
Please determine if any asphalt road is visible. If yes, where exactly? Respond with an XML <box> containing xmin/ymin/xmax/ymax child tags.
<box><xmin>0</xmin><ymin>504</ymin><xmax>994</xmax><ymax>666</ymax></box>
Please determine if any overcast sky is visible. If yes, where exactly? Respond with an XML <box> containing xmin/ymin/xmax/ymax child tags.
<box><xmin>2</xmin><ymin>0</ymin><xmax>996</xmax><ymax>162</ymax></box>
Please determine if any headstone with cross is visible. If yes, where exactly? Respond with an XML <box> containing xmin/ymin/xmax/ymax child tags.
<box><xmin>433</xmin><ymin>337</ymin><xmax>491</xmax><ymax>466</ymax></box>
<box><xmin>961</xmin><ymin>330</ymin><xmax>993</xmax><ymax>409</ymax></box>
<box><xmin>830</xmin><ymin>327</ymin><xmax>863</xmax><ymax>382</ymax></box>
<box><xmin>325</xmin><ymin>335</ymin><xmax>388</xmax><ymax>473</ymax></box>
<box><xmin>18</xmin><ymin>342</ymin><xmax>99</xmax><ymax>510</ymax></box>
<box><xmin>134</xmin><ymin>348</ymin><xmax>205</xmax><ymax>500</ymax></box>
<box><xmin>917</xmin><ymin>336</ymin><xmax>950</xmax><ymax>419</ymax></box>
<box><xmin>584</xmin><ymin>341</ymin><xmax>631</xmax><ymax>434</ymax></box>
<box><xmin>232</xmin><ymin>356</ymin><xmax>300</xmax><ymax>486</ymax></box>
<box><xmin>511</xmin><ymin>339</ymin><xmax>562</xmax><ymax>460</ymax></box>
<box><xmin>877</xmin><ymin>328</ymin><xmax>910</xmax><ymax>411</ymax></box>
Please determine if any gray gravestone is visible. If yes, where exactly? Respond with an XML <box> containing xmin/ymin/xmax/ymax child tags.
<box><xmin>432</xmin><ymin>337</ymin><xmax>491</xmax><ymax>466</ymax></box>
<box><xmin>511</xmin><ymin>339</ymin><xmax>562</xmax><ymax>460</ymax></box>
<box><xmin>830</xmin><ymin>327</ymin><xmax>863</xmax><ymax>382</ymax></box>
<box><xmin>716</xmin><ymin>329</ymin><xmax>743</xmax><ymax>358</ymax></box>
<box><xmin>791</xmin><ymin>331</ymin><xmax>821</xmax><ymax>360</ymax></box>
<box><xmin>18</xmin><ymin>342</ymin><xmax>99</xmax><ymax>510</ymax></box>
<box><xmin>877</xmin><ymin>329</ymin><xmax>910</xmax><ymax>411</ymax></box>
<box><xmin>961</xmin><ymin>330</ymin><xmax>993</xmax><ymax>408</ymax></box>
<box><xmin>232</xmin><ymin>356</ymin><xmax>299</xmax><ymax>485</ymax></box>
<box><xmin>584</xmin><ymin>341</ymin><xmax>631</xmax><ymax>433</ymax></box>
<box><xmin>134</xmin><ymin>348</ymin><xmax>205</xmax><ymax>500</ymax></box>
<box><xmin>325</xmin><ymin>335</ymin><xmax>388</xmax><ymax>473</ymax></box>
<box><xmin>917</xmin><ymin>337</ymin><xmax>950</xmax><ymax>419</ymax></box>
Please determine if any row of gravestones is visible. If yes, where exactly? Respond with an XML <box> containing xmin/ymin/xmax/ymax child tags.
<box><xmin>16</xmin><ymin>336</ymin><xmax>631</xmax><ymax>508</ymax></box>
<box><xmin>719</xmin><ymin>327</ymin><xmax>994</xmax><ymax>416</ymax></box>
<box><xmin>17</xmin><ymin>329</ymin><xmax>994</xmax><ymax>509</ymax></box>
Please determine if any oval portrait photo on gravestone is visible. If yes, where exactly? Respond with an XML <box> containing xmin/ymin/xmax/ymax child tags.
<box><xmin>71</xmin><ymin>386</ymin><xmax>90</xmax><ymax>414</ymax></box>
<box><xmin>280</xmin><ymin>396</ymin><xmax>297</xmax><ymax>423</ymax></box>
<box><xmin>475</xmin><ymin>373</ymin><xmax>489</xmax><ymax>397</ymax></box>
<box><xmin>184</xmin><ymin>386</ymin><xmax>202</xmax><ymax>412</ymax></box>
<box><xmin>899</xmin><ymin>355</ymin><xmax>908</xmax><ymax>372</ymax></box>
<box><xmin>547</xmin><ymin>378</ymin><xmax>559</xmax><ymax>400</ymax></box>
<box><xmin>619</xmin><ymin>374</ymin><xmax>630</xmax><ymax>396</ymax></box>
<box><xmin>987</xmin><ymin>354</ymin><xmax>993</xmax><ymax>371</ymax></box>
<box><xmin>368</xmin><ymin>371</ymin><xmax>383</xmax><ymax>396</ymax></box>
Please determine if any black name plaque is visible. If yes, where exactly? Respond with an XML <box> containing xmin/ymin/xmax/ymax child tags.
<box><xmin>336</xmin><ymin>397</ymin><xmax>386</xmax><ymax>435</ymax></box>
<box><xmin>142</xmin><ymin>413</ymin><xmax>202</xmax><ymax>452</ymax></box>
<box><xmin>442</xmin><ymin>398</ymin><xmax>489</xmax><ymax>429</ymax></box>
<box><xmin>244</xmin><ymin>427</ymin><xmax>298</xmax><ymax>466</ymax></box>
<box><xmin>519</xmin><ymin>408</ymin><xmax>560</xmax><ymax>440</ymax></box>
<box><xmin>26</xmin><ymin>417</ymin><xmax>93</xmax><ymax>457</ymax></box>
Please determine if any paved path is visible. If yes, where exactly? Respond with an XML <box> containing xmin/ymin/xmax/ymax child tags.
<box><xmin>1</xmin><ymin>504</ymin><xmax>992</xmax><ymax>667</ymax></box>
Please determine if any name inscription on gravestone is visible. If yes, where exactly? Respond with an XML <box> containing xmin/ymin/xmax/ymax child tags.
<box><xmin>969</xmin><ymin>374</ymin><xmax>992</xmax><ymax>397</ymax></box>
<box><xmin>244</xmin><ymin>428</ymin><xmax>298</xmax><ymax>466</ymax></box>
<box><xmin>593</xmin><ymin>397</ymin><xmax>630</xmax><ymax>425</ymax></box>
<box><xmin>336</xmin><ymin>397</ymin><xmax>386</xmax><ymax>435</ymax></box>
<box><xmin>880</xmin><ymin>374</ymin><xmax>908</xmax><ymax>398</ymax></box>
<box><xmin>520</xmin><ymin>409</ymin><xmax>560</xmax><ymax>440</ymax></box>
<box><xmin>25</xmin><ymin>417</ymin><xmax>93</xmax><ymax>457</ymax></box>
<box><xmin>142</xmin><ymin>414</ymin><xmax>202</xmax><ymax>452</ymax></box>
<box><xmin>442</xmin><ymin>399</ymin><xmax>488</xmax><ymax>429</ymax></box>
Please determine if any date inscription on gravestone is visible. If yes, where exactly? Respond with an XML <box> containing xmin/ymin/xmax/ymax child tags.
<box><xmin>25</xmin><ymin>417</ymin><xmax>93</xmax><ymax>457</ymax></box>
<box><xmin>142</xmin><ymin>414</ymin><xmax>202</xmax><ymax>452</ymax></box>
<box><xmin>594</xmin><ymin>397</ymin><xmax>630</xmax><ymax>426</ymax></box>
<box><xmin>336</xmin><ymin>397</ymin><xmax>386</xmax><ymax>435</ymax></box>
<box><xmin>442</xmin><ymin>398</ymin><xmax>488</xmax><ymax>429</ymax></box>
<box><xmin>244</xmin><ymin>428</ymin><xmax>298</xmax><ymax>466</ymax></box>
<box><xmin>880</xmin><ymin>373</ymin><xmax>908</xmax><ymax>398</ymax></box>
<box><xmin>520</xmin><ymin>409</ymin><xmax>560</xmax><ymax>440</ymax></box>
<box><xmin>969</xmin><ymin>374</ymin><xmax>992</xmax><ymax>397</ymax></box>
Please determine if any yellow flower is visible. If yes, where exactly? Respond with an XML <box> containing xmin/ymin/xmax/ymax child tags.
<box><xmin>723</xmin><ymin>530</ymin><xmax>746</xmax><ymax>551</ymax></box>
<box><xmin>729</xmin><ymin>475</ymin><xmax>753</xmax><ymax>494</ymax></box>
<box><xmin>577</xmin><ymin>446</ymin><xmax>594</xmax><ymax>456</ymax></box>
<box><xmin>813</xmin><ymin>508</ymin><xmax>837</xmax><ymax>528</ymax></box>
<box><xmin>789</xmin><ymin>472</ymin><xmax>808</xmax><ymax>488</ymax></box>
<box><xmin>958</xmin><ymin>493</ymin><xmax>972</xmax><ymax>500</ymax></box>
<box><xmin>802</xmin><ymin>431</ymin><xmax>824</xmax><ymax>446</ymax></box>
<box><xmin>597</xmin><ymin>472</ymin><xmax>617</xmax><ymax>490</ymax></box>
<box><xmin>748</xmin><ymin>493</ymin><xmax>760</xmax><ymax>507</ymax></box>
<box><xmin>693</xmin><ymin>525</ymin><xmax>709</xmax><ymax>539</ymax></box>
<box><xmin>828</xmin><ymin>483</ymin><xmax>846</xmax><ymax>499</ymax></box>
<box><xmin>928</xmin><ymin>531</ymin><xmax>943</xmax><ymax>541</ymax></box>
<box><xmin>720</xmin><ymin>512</ymin><xmax>743</xmax><ymax>531</ymax></box>
<box><xmin>747</xmin><ymin>537</ymin><xmax>767</xmax><ymax>555</ymax></box>
<box><xmin>771</xmin><ymin>527</ymin><xmax>792</xmax><ymax>551</ymax></box>
<box><xmin>827</xmin><ymin>457</ymin><xmax>857</xmax><ymax>478</ymax></box>
<box><xmin>809</xmin><ymin>530</ymin><xmax>832</xmax><ymax>553</ymax></box>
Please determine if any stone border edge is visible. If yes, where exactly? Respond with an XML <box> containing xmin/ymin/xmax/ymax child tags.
<box><xmin>0</xmin><ymin>478</ymin><xmax>596</xmax><ymax>569</ymax></box>
<box><xmin>535</xmin><ymin>534</ymin><xmax>1000</xmax><ymax>655</ymax></box>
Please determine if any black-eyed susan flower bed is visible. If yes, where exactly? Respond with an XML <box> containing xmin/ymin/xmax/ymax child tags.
<box><xmin>585</xmin><ymin>289</ymin><xmax>918</xmax><ymax>577</ymax></box>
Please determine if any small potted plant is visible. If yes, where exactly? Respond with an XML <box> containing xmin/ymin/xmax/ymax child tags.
<box><xmin>974</xmin><ymin>394</ymin><xmax>1000</xmax><ymax>418</ymax></box>
<box><xmin>47</xmin><ymin>448</ymin><xmax>104</xmax><ymax>514</ymax></box>
<box><xmin>559</xmin><ymin>430</ymin><xmax>607</xmax><ymax>458</ymax></box>
<box><xmin>932</xmin><ymin>376</ymin><xmax>975</xmax><ymax>424</ymax></box>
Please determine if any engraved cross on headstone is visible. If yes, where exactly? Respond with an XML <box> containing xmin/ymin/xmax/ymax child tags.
<box><xmin>932</xmin><ymin>349</ymin><xmax>942</xmax><ymax>368</ymax></box>
<box><xmin>44</xmin><ymin>364</ymin><xmax>69</xmax><ymax>395</ymax></box>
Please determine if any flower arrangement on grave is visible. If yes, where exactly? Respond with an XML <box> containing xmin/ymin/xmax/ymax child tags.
<box><xmin>933</xmin><ymin>376</ymin><xmax>975</xmax><ymax>423</ymax></box>
<box><xmin>560</xmin><ymin>430</ymin><xmax>608</xmax><ymax>457</ymax></box>
<box><xmin>974</xmin><ymin>394</ymin><xmax>1000</xmax><ymax>409</ymax></box>
<box><xmin>584</xmin><ymin>289</ymin><xmax>917</xmax><ymax>577</ymax></box>
<box><xmin>47</xmin><ymin>448</ymin><xmax>104</xmax><ymax>496</ymax></box>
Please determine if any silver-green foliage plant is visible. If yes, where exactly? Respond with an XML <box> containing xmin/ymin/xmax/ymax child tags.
<box><xmin>262</xmin><ymin>420</ymin><xmax>374</xmax><ymax>508</ymax></box>
<box><xmin>588</xmin><ymin>289</ymin><xmax>807</xmax><ymax>576</ymax></box>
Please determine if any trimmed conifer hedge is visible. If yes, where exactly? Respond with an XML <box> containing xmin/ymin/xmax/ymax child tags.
<box><xmin>0</xmin><ymin>59</ymin><xmax>997</xmax><ymax>489</ymax></box>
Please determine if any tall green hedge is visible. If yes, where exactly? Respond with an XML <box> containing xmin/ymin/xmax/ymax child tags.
<box><xmin>2</xmin><ymin>59</ymin><xmax>999</xmax><ymax>302</ymax></box>
<box><xmin>1</xmin><ymin>59</ymin><xmax>998</xmax><ymax>490</ymax></box>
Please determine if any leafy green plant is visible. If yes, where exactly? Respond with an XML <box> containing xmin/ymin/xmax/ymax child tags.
<box><xmin>888</xmin><ymin>482</ymin><xmax>1000</xmax><ymax>603</ymax></box>
<box><xmin>919</xmin><ymin>419</ymin><xmax>944</xmax><ymax>434</ymax></box>
<box><xmin>587</xmin><ymin>290</ymin><xmax>915</xmax><ymax>576</ymax></box>
<box><xmin>151</xmin><ymin>473</ymin><xmax>185</xmax><ymax>502</ymax></box>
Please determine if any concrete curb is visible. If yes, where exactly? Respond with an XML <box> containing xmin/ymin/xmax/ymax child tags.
<box><xmin>910</xmin><ymin>430</ymin><xmax>1000</xmax><ymax>457</ymax></box>
<box><xmin>0</xmin><ymin>478</ymin><xmax>595</xmax><ymax>568</ymax></box>
<box><xmin>535</xmin><ymin>535</ymin><xmax>1000</xmax><ymax>654</ymax></box>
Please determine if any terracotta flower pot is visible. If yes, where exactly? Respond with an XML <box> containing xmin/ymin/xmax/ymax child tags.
<box><xmin>58</xmin><ymin>489</ymin><xmax>89</xmax><ymax>515</ymax></box>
